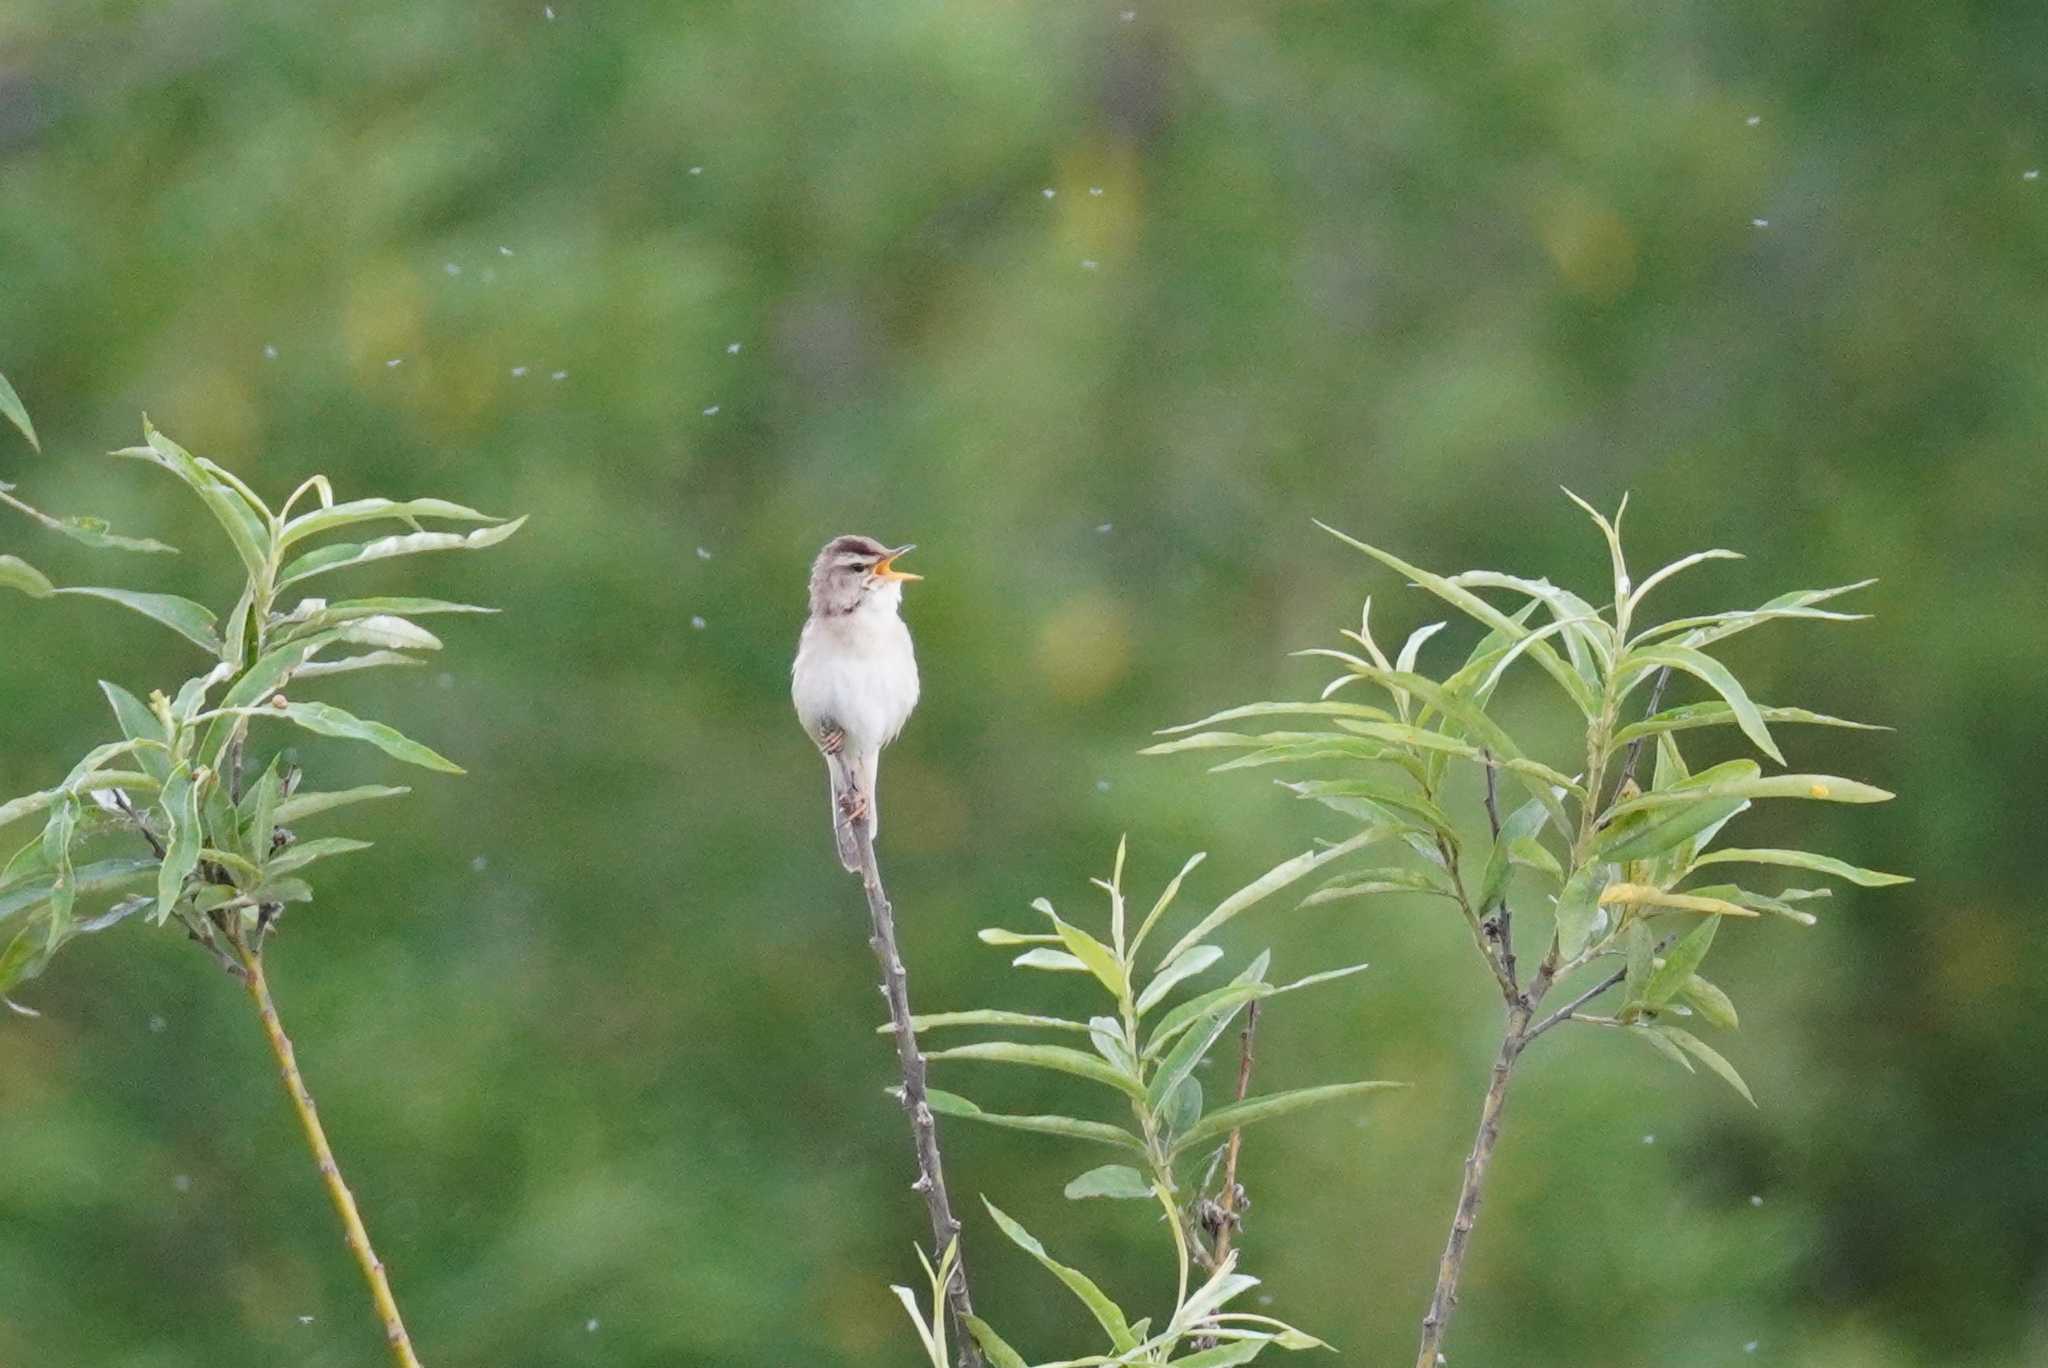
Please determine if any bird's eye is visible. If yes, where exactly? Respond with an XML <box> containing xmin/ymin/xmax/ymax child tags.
<box><xmin>851</xmin><ymin>561</ymin><xmax>873</xmax><ymax>574</ymax></box>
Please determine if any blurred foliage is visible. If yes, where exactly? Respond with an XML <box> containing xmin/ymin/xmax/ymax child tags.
<box><xmin>0</xmin><ymin>2</ymin><xmax>2042</xmax><ymax>1365</ymax></box>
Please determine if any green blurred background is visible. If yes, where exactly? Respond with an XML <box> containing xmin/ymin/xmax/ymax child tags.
<box><xmin>2</xmin><ymin>2</ymin><xmax>2042</xmax><ymax>1364</ymax></box>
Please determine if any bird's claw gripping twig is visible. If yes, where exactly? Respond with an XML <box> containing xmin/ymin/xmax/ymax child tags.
<box><xmin>818</xmin><ymin>726</ymin><xmax>846</xmax><ymax>756</ymax></box>
<box><xmin>838</xmin><ymin>788</ymin><xmax>869</xmax><ymax>824</ymax></box>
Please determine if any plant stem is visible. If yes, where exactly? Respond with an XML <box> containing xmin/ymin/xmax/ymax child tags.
<box><xmin>227</xmin><ymin>927</ymin><xmax>421</xmax><ymax>1367</ymax></box>
<box><xmin>1210</xmin><ymin>1001</ymin><xmax>1260</xmax><ymax>1266</ymax></box>
<box><xmin>854</xmin><ymin>823</ymin><xmax>984</xmax><ymax>1368</ymax></box>
<box><xmin>1413</xmin><ymin>999</ymin><xmax>1531</xmax><ymax>1368</ymax></box>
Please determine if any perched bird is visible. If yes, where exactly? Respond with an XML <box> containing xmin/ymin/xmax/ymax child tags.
<box><xmin>792</xmin><ymin>535</ymin><xmax>922</xmax><ymax>872</ymax></box>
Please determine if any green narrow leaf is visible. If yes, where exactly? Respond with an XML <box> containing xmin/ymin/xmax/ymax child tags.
<box><xmin>278</xmin><ymin>495</ymin><xmax>505</xmax><ymax>548</ymax></box>
<box><xmin>1630</xmin><ymin>1022</ymin><xmax>1695</xmax><ymax>1072</ymax></box>
<box><xmin>1171</xmin><ymin>1080</ymin><xmax>1405</xmax><ymax>1157</ymax></box>
<box><xmin>887</xmin><ymin>1010</ymin><xmax>1091</xmax><ymax>1035</ymax></box>
<box><xmin>1622</xmin><ymin>919</ymin><xmax>1654</xmax><ymax>1008</ymax></box>
<box><xmin>1148</xmin><ymin>994</ymin><xmax>1249</xmax><ymax>1113</ymax></box>
<box><xmin>0</xmin><ymin>554</ymin><xmax>56</xmax><ymax>597</ymax></box>
<box><xmin>1278</xmin><ymin>780</ymin><xmax>1454</xmax><ymax>836</ymax></box>
<box><xmin>113</xmin><ymin>422</ymin><xmax>269</xmax><ymax>577</ymax></box>
<box><xmin>1045</xmin><ymin>910</ymin><xmax>1128</xmax><ymax>1002</ymax></box>
<box><xmin>153</xmin><ymin>767</ymin><xmax>202</xmax><ymax>923</ymax></box>
<box><xmin>1012</xmin><ymin>947</ymin><xmax>1090</xmax><ymax>972</ymax></box>
<box><xmin>1163</xmin><ymin>1341</ymin><xmax>1269</xmax><ymax>1368</ymax></box>
<box><xmin>1681</xmin><ymin>975</ymin><xmax>1739</xmax><ymax>1029</ymax></box>
<box><xmin>1612</xmin><ymin>701</ymin><xmax>1883</xmax><ymax>745</ymax></box>
<box><xmin>1314</xmin><ymin>521</ymin><xmax>1598</xmax><ymax>715</ymax></box>
<box><xmin>0</xmin><ymin>857</ymin><xmax>156</xmax><ymax>922</ymax></box>
<box><xmin>262</xmin><ymin>836</ymin><xmax>372</xmax><ymax>877</ymax></box>
<box><xmin>1642</xmin><ymin>915</ymin><xmax>1720</xmax><ymax>1008</ymax></box>
<box><xmin>1626</xmin><ymin>549</ymin><xmax>1743</xmax><ymax>616</ymax></box>
<box><xmin>254</xmin><ymin>701</ymin><xmax>464</xmax><ymax>774</ymax></box>
<box><xmin>924</xmin><ymin>1089</ymin><xmax>1144</xmax><ymax>1152</ymax></box>
<box><xmin>1158</xmin><ymin>832</ymin><xmax>1374</xmax><ymax>970</ymax></box>
<box><xmin>1130</xmin><ymin>850</ymin><xmax>1207</xmax><ymax>958</ymax></box>
<box><xmin>100</xmin><ymin>681</ymin><xmax>171</xmax><ymax>784</ymax></box>
<box><xmin>1554</xmin><ymin>862</ymin><xmax>1616</xmax><ymax>960</ymax></box>
<box><xmin>1137</xmin><ymin>944</ymin><xmax>1224</xmax><ymax>1015</ymax></box>
<box><xmin>1593</xmin><ymin>797</ymin><xmax>1749</xmax><ymax>864</ymax></box>
<box><xmin>54</xmin><ymin>587</ymin><xmax>220</xmax><ymax>653</ymax></box>
<box><xmin>1561</xmin><ymin>487</ymin><xmax>1631</xmax><ymax>608</ymax></box>
<box><xmin>981</xmin><ymin>1200</ymin><xmax>1139</xmax><ymax>1353</ymax></box>
<box><xmin>1607</xmin><ymin>774</ymin><xmax>1895</xmax><ymax>814</ymax></box>
<box><xmin>1690</xmin><ymin>847</ymin><xmax>1911</xmax><ymax>887</ymax></box>
<box><xmin>276</xmin><ymin>516</ymin><xmax>527</xmax><ymax>587</ymax></box>
<box><xmin>1478</xmin><ymin>798</ymin><xmax>1551</xmax><ymax>912</ymax></box>
<box><xmin>1657</xmin><ymin>1026</ymin><xmax>1756</xmax><ymax>1105</ymax></box>
<box><xmin>1154</xmin><ymin>701</ymin><xmax>1397</xmax><ymax>736</ymax></box>
<box><xmin>273</xmin><ymin>784</ymin><xmax>409</xmax><ymax>824</ymax></box>
<box><xmin>0</xmin><ymin>371</ymin><xmax>38</xmax><ymax>451</ymax></box>
<box><xmin>1299</xmin><ymin>867</ymin><xmax>1456</xmax><ymax>905</ymax></box>
<box><xmin>1623</xmin><ymin>644</ymin><xmax>1783</xmax><ymax>764</ymax></box>
<box><xmin>925</xmin><ymin>1042</ymin><xmax>1144</xmax><ymax>1099</ymax></box>
<box><xmin>1064</xmin><ymin>1164</ymin><xmax>1154</xmax><ymax>1199</ymax></box>
<box><xmin>0</xmin><ymin>788</ymin><xmax>59</xmax><ymax>832</ymax></box>
<box><xmin>963</xmin><ymin>1317</ymin><xmax>1029</xmax><ymax>1368</ymax></box>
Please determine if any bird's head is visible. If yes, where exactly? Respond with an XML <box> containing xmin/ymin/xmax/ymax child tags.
<box><xmin>808</xmin><ymin>534</ymin><xmax>921</xmax><ymax>616</ymax></box>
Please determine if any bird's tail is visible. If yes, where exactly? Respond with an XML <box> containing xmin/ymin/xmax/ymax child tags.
<box><xmin>826</xmin><ymin>750</ymin><xmax>864</xmax><ymax>873</ymax></box>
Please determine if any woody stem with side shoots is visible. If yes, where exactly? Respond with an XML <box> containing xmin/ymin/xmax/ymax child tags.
<box><xmin>225</xmin><ymin>922</ymin><xmax>422</xmax><ymax>1368</ymax></box>
<box><xmin>1412</xmin><ymin>668</ymin><xmax>1674</xmax><ymax>1367</ymax></box>
<box><xmin>854</xmin><ymin>820</ymin><xmax>984</xmax><ymax>1368</ymax></box>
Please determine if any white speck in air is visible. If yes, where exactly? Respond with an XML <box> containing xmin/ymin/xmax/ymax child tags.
<box><xmin>443</xmin><ymin>262</ymin><xmax>461</xmax><ymax>276</ymax></box>
<box><xmin>1744</xmin><ymin>1343</ymin><xmax>1758</xmax><ymax>1354</ymax></box>
<box><xmin>1641</xmin><ymin>1134</ymin><xmax>1655</xmax><ymax>1145</ymax></box>
<box><xmin>499</xmin><ymin>245</ymin><xmax>515</xmax><ymax>256</ymax></box>
<box><xmin>1080</xmin><ymin>259</ymin><xmax>1099</xmax><ymax>270</ymax></box>
<box><xmin>1121</xmin><ymin>9</ymin><xmax>1136</xmax><ymax>20</ymax></box>
<box><xmin>695</xmin><ymin>546</ymin><xmax>712</xmax><ymax>560</ymax></box>
<box><xmin>471</xmin><ymin>855</ymin><xmax>488</xmax><ymax>873</ymax></box>
<box><xmin>386</xmin><ymin>358</ymin><xmax>404</xmax><ymax>368</ymax></box>
<box><xmin>1095</xmin><ymin>779</ymin><xmax>1111</xmax><ymax>793</ymax></box>
<box><xmin>1750</xmin><ymin>1194</ymin><xmax>1764</xmax><ymax>1207</ymax></box>
<box><xmin>585</xmin><ymin>1318</ymin><xmax>599</xmax><ymax>1333</ymax></box>
<box><xmin>510</xmin><ymin>366</ymin><xmax>528</xmax><ymax>377</ymax></box>
<box><xmin>551</xmin><ymin>370</ymin><xmax>568</xmax><ymax>381</ymax></box>
<box><xmin>148</xmin><ymin>1013</ymin><xmax>167</xmax><ymax>1033</ymax></box>
<box><xmin>1745</xmin><ymin>114</ymin><xmax>1761</xmax><ymax>126</ymax></box>
<box><xmin>1042</xmin><ymin>187</ymin><xmax>1056</xmax><ymax>199</ymax></box>
<box><xmin>436</xmin><ymin>672</ymin><xmax>455</xmax><ymax>689</ymax></box>
<box><xmin>1751</xmin><ymin>218</ymin><xmax>1770</xmax><ymax>228</ymax></box>
<box><xmin>689</xmin><ymin>166</ymin><xmax>704</xmax><ymax>175</ymax></box>
<box><xmin>2026</xmin><ymin>169</ymin><xmax>2041</xmax><ymax>181</ymax></box>
<box><xmin>263</xmin><ymin>344</ymin><xmax>279</xmax><ymax>360</ymax></box>
<box><xmin>703</xmin><ymin>404</ymin><xmax>720</xmax><ymax>416</ymax></box>
<box><xmin>726</xmin><ymin>341</ymin><xmax>742</xmax><ymax>354</ymax></box>
<box><xmin>1088</xmin><ymin>186</ymin><xmax>1104</xmax><ymax>196</ymax></box>
<box><xmin>173</xmin><ymin>1174</ymin><xmax>192</xmax><ymax>1192</ymax></box>
<box><xmin>1096</xmin><ymin>522</ymin><xmax>1113</xmax><ymax>532</ymax></box>
<box><xmin>1256</xmin><ymin>1293</ymin><xmax>1273</xmax><ymax>1307</ymax></box>
<box><xmin>544</xmin><ymin>6</ymin><xmax>555</xmax><ymax>19</ymax></box>
<box><xmin>298</xmin><ymin>1316</ymin><xmax>316</xmax><ymax>1325</ymax></box>
<box><xmin>690</xmin><ymin>616</ymin><xmax>707</xmax><ymax>630</ymax></box>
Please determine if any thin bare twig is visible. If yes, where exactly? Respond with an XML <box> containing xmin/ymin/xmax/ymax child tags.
<box><xmin>227</xmin><ymin>926</ymin><xmax>421</xmax><ymax>1366</ymax></box>
<box><xmin>853</xmin><ymin>820</ymin><xmax>983</xmax><ymax>1368</ymax></box>
<box><xmin>1613</xmin><ymin>666</ymin><xmax>1672</xmax><ymax>798</ymax></box>
<box><xmin>1414</xmin><ymin>1000</ymin><xmax>1532</xmax><ymax>1368</ymax></box>
<box><xmin>1526</xmin><ymin>964</ymin><xmax>1625</xmax><ymax>1041</ymax></box>
<box><xmin>1210</xmin><ymin>1001</ymin><xmax>1260</xmax><ymax>1266</ymax></box>
<box><xmin>1478</xmin><ymin>749</ymin><xmax>1520</xmax><ymax>995</ymax></box>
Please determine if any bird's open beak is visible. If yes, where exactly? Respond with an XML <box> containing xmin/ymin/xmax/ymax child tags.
<box><xmin>875</xmin><ymin>544</ymin><xmax>922</xmax><ymax>581</ymax></box>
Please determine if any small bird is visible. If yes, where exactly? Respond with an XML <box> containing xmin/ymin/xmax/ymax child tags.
<box><xmin>792</xmin><ymin>535</ymin><xmax>922</xmax><ymax>872</ymax></box>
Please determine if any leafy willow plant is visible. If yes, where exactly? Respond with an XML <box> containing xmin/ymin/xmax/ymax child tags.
<box><xmin>1</xmin><ymin>418</ymin><xmax>521</xmax><ymax>1366</ymax></box>
<box><xmin>903</xmin><ymin>838</ymin><xmax>1403</xmax><ymax>1366</ymax></box>
<box><xmin>1148</xmin><ymin>495</ymin><xmax>1906</xmax><ymax>1367</ymax></box>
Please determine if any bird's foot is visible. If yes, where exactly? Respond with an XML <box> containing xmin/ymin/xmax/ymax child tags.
<box><xmin>838</xmin><ymin>788</ymin><xmax>869</xmax><ymax>824</ymax></box>
<box><xmin>818</xmin><ymin>726</ymin><xmax>846</xmax><ymax>756</ymax></box>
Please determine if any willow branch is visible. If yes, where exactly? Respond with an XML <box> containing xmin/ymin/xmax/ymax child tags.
<box><xmin>1526</xmin><ymin>964</ymin><xmax>1625</xmax><ymax>1041</ymax></box>
<box><xmin>227</xmin><ymin>926</ymin><xmax>421</xmax><ymax>1367</ymax></box>
<box><xmin>1613</xmin><ymin>666</ymin><xmax>1672</xmax><ymax>798</ymax></box>
<box><xmin>854</xmin><ymin>821</ymin><xmax>983</xmax><ymax>1368</ymax></box>
<box><xmin>1210</xmin><ymin>1001</ymin><xmax>1260</xmax><ymax>1266</ymax></box>
<box><xmin>1413</xmin><ymin>1001</ymin><xmax>1531</xmax><ymax>1368</ymax></box>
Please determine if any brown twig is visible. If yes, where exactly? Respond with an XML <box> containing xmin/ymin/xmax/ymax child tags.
<box><xmin>1414</xmin><ymin>1000</ymin><xmax>1532</xmax><ymax>1368</ymax></box>
<box><xmin>226</xmin><ymin>926</ymin><xmax>421</xmax><ymax>1366</ymax></box>
<box><xmin>1613</xmin><ymin>666</ymin><xmax>1672</xmax><ymax>799</ymax></box>
<box><xmin>1478</xmin><ymin>750</ymin><xmax>1519</xmax><ymax>994</ymax></box>
<box><xmin>1210</xmin><ymin>1000</ymin><xmax>1261</xmax><ymax>1266</ymax></box>
<box><xmin>853</xmin><ymin>820</ymin><xmax>983</xmax><ymax>1368</ymax></box>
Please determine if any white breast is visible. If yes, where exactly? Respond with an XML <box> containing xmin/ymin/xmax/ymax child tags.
<box><xmin>792</xmin><ymin>594</ymin><xmax>921</xmax><ymax>751</ymax></box>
